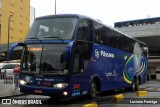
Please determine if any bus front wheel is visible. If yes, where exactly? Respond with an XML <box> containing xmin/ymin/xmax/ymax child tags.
<box><xmin>89</xmin><ymin>79</ymin><xmax>97</xmax><ymax>98</ymax></box>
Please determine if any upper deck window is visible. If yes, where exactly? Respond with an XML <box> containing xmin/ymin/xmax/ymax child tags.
<box><xmin>27</xmin><ymin>17</ymin><xmax>78</xmax><ymax>40</ymax></box>
<box><xmin>76</xmin><ymin>19</ymin><xmax>93</xmax><ymax>42</ymax></box>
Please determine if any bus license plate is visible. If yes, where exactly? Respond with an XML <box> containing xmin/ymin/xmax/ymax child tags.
<box><xmin>34</xmin><ymin>90</ymin><xmax>42</xmax><ymax>94</ymax></box>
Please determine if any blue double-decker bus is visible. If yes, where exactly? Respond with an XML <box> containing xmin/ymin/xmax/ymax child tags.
<box><xmin>9</xmin><ymin>14</ymin><xmax>148</xmax><ymax>99</ymax></box>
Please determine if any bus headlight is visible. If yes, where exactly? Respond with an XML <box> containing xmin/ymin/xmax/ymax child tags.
<box><xmin>19</xmin><ymin>80</ymin><xmax>27</xmax><ymax>85</ymax></box>
<box><xmin>53</xmin><ymin>83</ymin><xmax>68</xmax><ymax>89</ymax></box>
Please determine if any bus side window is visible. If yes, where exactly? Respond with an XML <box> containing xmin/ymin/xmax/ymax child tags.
<box><xmin>76</xmin><ymin>19</ymin><xmax>93</xmax><ymax>42</ymax></box>
<box><xmin>94</xmin><ymin>22</ymin><xmax>104</xmax><ymax>44</ymax></box>
<box><xmin>77</xmin><ymin>27</ymin><xmax>87</xmax><ymax>40</ymax></box>
<box><xmin>72</xmin><ymin>19</ymin><xmax>93</xmax><ymax>74</ymax></box>
<box><xmin>72</xmin><ymin>45</ymin><xmax>85</xmax><ymax>74</ymax></box>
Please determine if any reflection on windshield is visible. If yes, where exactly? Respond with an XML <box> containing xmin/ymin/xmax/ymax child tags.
<box><xmin>21</xmin><ymin>45</ymin><xmax>42</xmax><ymax>74</ymax></box>
<box><xmin>27</xmin><ymin>17</ymin><xmax>78</xmax><ymax>40</ymax></box>
<box><xmin>41</xmin><ymin>44</ymin><xmax>69</xmax><ymax>74</ymax></box>
<box><xmin>21</xmin><ymin>44</ymin><xmax>69</xmax><ymax>75</ymax></box>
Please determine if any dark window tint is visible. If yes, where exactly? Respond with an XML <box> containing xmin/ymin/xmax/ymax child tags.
<box><xmin>72</xmin><ymin>41</ymin><xmax>92</xmax><ymax>74</ymax></box>
<box><xmin>41</xmin><ymin>44</ymin><xmax>68</xmax><ymax>74</ymax></box>
<box><xmin>76</xmin><ymin>19</ymin><xmax>93</xmax><ymax>42</ymax></box>
<box><xmin>21</xmin><ymin>45</ymin><xmax>42</xmax><ymax>74</ymax></box>
<box><xmin>108</xmin><ymin>30</ymin><xmax>119</xmax><ymax>48</ymax></box>
<box><xmin>94</xmin><ymin>21</ymin><xmax>136</xmax><ymax>53</ymax></box>
<box><xmin>94</xmin><ymin>22</ymin><xmax>106</xmax><ymax>44</ymax></box>
<box><xmin>27</xmin><ymin>18</ymin><xmax>78</xmax><ymax>40</ymax></box>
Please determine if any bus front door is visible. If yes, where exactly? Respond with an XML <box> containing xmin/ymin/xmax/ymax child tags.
<box><xmin>70</xmin><ymin>41</ymin><xmax>92</xmax><ymax>97</ymax></box>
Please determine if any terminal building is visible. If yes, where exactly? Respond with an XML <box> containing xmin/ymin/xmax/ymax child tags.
<box><xmin>115</xmin><ymin>17</ymin><xmax>160</xmax><ymax>80</ymax></box>
<box><xmin>0</xmin><ymin>0</ymin><xmax>31</xmax><ymax>61</ymax></box>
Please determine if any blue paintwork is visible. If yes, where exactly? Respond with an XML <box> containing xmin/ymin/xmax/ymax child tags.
<box><xmin>19</xmin><ymin>74</ymin><xmax>70</xmax><ymax>98</ymax></box>
<box><xmin>9</xmin><ymin>14</ymin><xmax>148</xmax><ymax>99</ymax></box>
<box><xmin>16</xmin><ymin>41</ymin><xmax>148</xmax><ymax>98</ymax></box>
<box><xmin>25</xmin><ymin>39</ymin><xmax>72</xmax><ymax>44</ymax></box>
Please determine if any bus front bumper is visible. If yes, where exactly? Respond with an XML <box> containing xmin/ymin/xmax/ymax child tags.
<box><xmin>19</xmin><ymin>85</ymin><xmax>70</xmax><ymax>99</ymax></box>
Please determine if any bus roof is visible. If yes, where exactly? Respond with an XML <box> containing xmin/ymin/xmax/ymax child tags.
<box><xmin>35</xmin><ymin>14</ymin><xmax>147</xmax><ymax>46</ymax></box>
<box><xmin>35</xmin><ymin>14</ymin><xmax>83</xmax><ymax>20</ymax></box>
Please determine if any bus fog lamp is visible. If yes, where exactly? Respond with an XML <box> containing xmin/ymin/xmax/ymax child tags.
<box><xmin>53</xmin><ymin>83</ymin><xmax>68</xmax><ymax>88</ymax></box>
<box><xmin>19</xmin><ymin>80</ymin><xmax>27</xmax><ymax>85</ymax></box>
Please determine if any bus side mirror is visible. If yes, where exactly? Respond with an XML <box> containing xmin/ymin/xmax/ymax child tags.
<box><xmin>8</xmin><ymin>42</ymin><xmax>26</xmax><ymax>60</ymax></box>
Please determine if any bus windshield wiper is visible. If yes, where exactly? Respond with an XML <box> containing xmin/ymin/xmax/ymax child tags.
<box><xmin>27</xmin><ymin>37</ymin><xmax>42</xmax><ymax>43</ymax></box>
<box><xmin>43</xmin><ymin>36</ymin><xmax>64</xmax><ymax>41</ymax></box>
<box><xmin>28</xmin><ymin>37</ymin><xmax>40</xmax><ymax>40</ymax></box>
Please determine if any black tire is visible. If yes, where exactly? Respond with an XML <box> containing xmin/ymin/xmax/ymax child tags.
<box><xmin>147</xmin><ymin>73</ymin><xmax>150</xmax><ymax>81</ymax></box>
<box><xmin>132</xmin><ymin>78</ymin><xmax>139</xmax><ymax>91</ymax></box>
<box><xmin>89</xmin><ymin>79</ymin><xmax>97</xmax><ymax>98</ymax></box>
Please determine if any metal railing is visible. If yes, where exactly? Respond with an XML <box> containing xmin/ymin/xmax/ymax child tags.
<box><xmin>0</xmin><ymin>73</ymin><xmax>19</xmax><ymax>97</ymax></box>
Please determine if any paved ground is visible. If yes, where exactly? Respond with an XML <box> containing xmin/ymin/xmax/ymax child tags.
<box><xmin>139</xmin><ymin>80</ymin><xmax>160</xmax><ymax>92</ymax></box>
<box><xmin>0</xmin><ymin>75</ymin><xmax>21</xmax><ymax>98</ymax></box>
<box><xmin>1</xmin><ymin>80</ymin><xmax>160</xmax><ymax>107</ymax></box>
<box><xmin>0</xmin><ymin>83</ymin><xmax>21</xmax><ymax>98</ymax></box>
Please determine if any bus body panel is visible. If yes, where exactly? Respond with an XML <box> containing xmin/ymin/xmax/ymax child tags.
<box><xmin>17</xmin><ymin>41</ymin><xmax>147</xmax><ymax>98</ymax></box>
<box><xmin>19</xmin><ymin>74</ymin><xmax>71</xmax><ymax>98</ymax></box>
<box><xmin>91</xmin><ymin>43</ymin><xmax>147</xmax><ymax>91</ymax></box>
<box><xmin>8</xmin><ymin>14</ymin><xmax>148</xmax><ymax>99</ymax></box>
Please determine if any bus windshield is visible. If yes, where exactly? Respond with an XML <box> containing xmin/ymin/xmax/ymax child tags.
<box><xmin>21</xmin><ymin>44</ymin><xmax>69</xmax><ymax>75</ymax></box>
<box><xmin>27</xmin><ymin>17</ymin><xmax>78</xmax><ymax>40</ymax></box>
<box><xmin>21</xmin><ymin>45</ymin><xmax>42</xmax><ymax>74</ymax></box>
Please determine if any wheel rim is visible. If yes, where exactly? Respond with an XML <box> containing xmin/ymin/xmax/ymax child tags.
<box><xmin>136</xmin><ymin>79</ymin><xmax>140</xmax><ymax>90</ymax></box>
<box><xmin>132</xmin><ymin>81</ymin><xmax>135</xmax><ymax>90</ymax></box>
<box><xmin>132</xmin><ymin>79</ymin><xmax>139</xmax><ymax>91</ymax></box>
<box><xmin>91</xmin><ymin>82</ymin><xmax>97</xmax><ymax>97</ymax></box>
